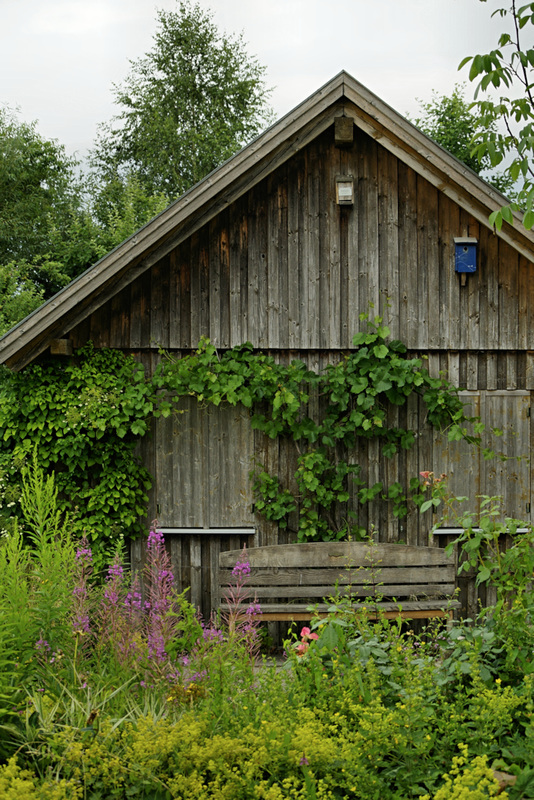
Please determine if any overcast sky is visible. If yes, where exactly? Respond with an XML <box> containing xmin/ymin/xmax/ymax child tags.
<box><xmin>1</xmin><ymin>0</ymin><xmax>507</xmax><ymax>161</ymax></box>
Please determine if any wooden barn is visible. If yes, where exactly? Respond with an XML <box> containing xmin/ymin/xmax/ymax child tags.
<box><xmin>2</xmin><ymin>71</ymin><xmax>534</xmax><ymax>620</ymax></box>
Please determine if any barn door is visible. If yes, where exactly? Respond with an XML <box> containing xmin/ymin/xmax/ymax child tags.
<box><xmin>433</xmin><ymin>390</ymin><xmax>530</xmax><ymax>520</ymax></box>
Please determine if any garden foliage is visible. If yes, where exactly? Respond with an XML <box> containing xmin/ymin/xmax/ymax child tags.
<box><xmin>1</xmin><ymin>466</ymin><xmax>534</xmax><ymax>797</ymax></box>
<box><xmin>0</xmin><ymin>345</ymin><xmax>171</xmax><ymax>567</ymax></box>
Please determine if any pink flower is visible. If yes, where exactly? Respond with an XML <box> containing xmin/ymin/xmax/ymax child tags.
<box><xmin>296</xmin><ymin>642</ymin><xmax>309</xmax><ymax>656</ymax></box>
<box><xmin>301</xmin><ymin>627</ymin><xmax>311</xmax><ymax>638</ymax></box>
<box><xmin>300</xmin><ymin>627</ymin><xmax>319</xmax><ymax>642</ymax></box>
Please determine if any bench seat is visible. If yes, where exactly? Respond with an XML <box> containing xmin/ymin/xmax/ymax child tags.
<box><xmin>218</xmin><ymin>541</ymin><xmax>460</xmax><ymax>622</ymax></box>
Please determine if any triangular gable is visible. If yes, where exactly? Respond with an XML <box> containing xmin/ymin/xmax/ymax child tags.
<box><xmin>2</xmin><ymin>70</ymin><xmax>533</xmax><ymax>370</ymax></box>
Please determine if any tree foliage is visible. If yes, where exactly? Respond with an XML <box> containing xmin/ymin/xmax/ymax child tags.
<box><xmin>0</xmin><ymin>263</ymin><xmax>44</xmax><ymax>337</ymax></box>
<box><xmin>459</xmin><ymin>0</ymin><xmax>534</xmax><ymax>229</ymax></box>
<box><xmin>0</xmin><ymin>108</ymin><xmax>80</xmax><ymax>267</ymax></box>
<box><xmin>411</xmin><ymin>85</ymin><xmax>514</xmax><ymax>194</ymax></box>
<box><xmin>0</xmin><ymin>108</ymin><xmax>170</xmax><ymax>329</ymax></box>
<box><xmin>91</xmin><ymin>1</ymin><xmax>273</xmax><ymax>200</ymax></box>
<box><xmin>0</xmin><ymin>107</ymin><xmax>93</xmax><ymax>299</ymax></box>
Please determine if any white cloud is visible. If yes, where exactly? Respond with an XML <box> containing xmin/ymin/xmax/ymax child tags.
<box><xmin>31</xmin><ymin>1</ymin><xmax>122</xmax><ymax>35</ymax></box>
<box><xmin>0</xmin><ymin>0</ymin><xmax>511</xmax><ymax>158</ymax></box>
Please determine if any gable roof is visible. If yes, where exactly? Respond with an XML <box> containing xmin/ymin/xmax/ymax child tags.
<box><xmin>2</xmin><ymin>70</ymin><xmax>534</xmax><ymax>371</ymax></box>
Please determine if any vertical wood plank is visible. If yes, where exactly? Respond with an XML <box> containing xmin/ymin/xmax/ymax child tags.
<box><xmin>189</xmin><ymin>232</ymin><xmax>201</xmax><ymax>346</ymax></box>
<box><xmin>486</xmin><ymin>354</ymin><xmax>498</xmax><ymax>390</ymax></box>
<box><xmin>481</xmin><ymin>228</ymin><xmax>500</xmax><ymax>350</ymax></box>
<box><xmin>307</xmin><ymin>140</ymin><xmax>321</xmax><ymax>348</ymax></box>
<box><xmin>209</xmin><ymin>536</ymin><xmax>221</xmax><ymax>614</ymax></box>
<box><xmin>367</xmin><ymin>439</ymin><xmax>381</xmax><ymax>540</ymax></box>
<box><xmin>150</xmin><ymin>255</ymin><xmax>170</xmax><ymax>349</ymax></box>
<box><xmin>267</xmin><ymin>174</ymin><xmax>281</xmax><ymax>349</ymax></box>
<box><xmin>287</xmin><ymin>152</ymin><xmax>302</xmax><ymax>349</ymax></box>
<box><xmin>110</xmin><ymin>288</ymin><xmax>130</xmax><ymax>349</ymax></box>
<box><xmin>518</xmin><ymin>254</ymin><xmax>533</xmax><ymax>349</ymax></box>
<box><xmin>189</xmin><ymin>535</ymin><xmax>202</xmax><ymax>611</ymax></box>
<box><xmin>384</xmin><ymin>404</ymin><xmax>400</xmax><ymax>543</ymax></box>
<box><xmin>327</xmin><ymin>137</ymin><xmax>341</xmax><ymax>349</ymax></box>
<box><xmin>174</xmin><ymin>243</ymin><xmax>192</xmax><ymax>349</ymax></box>
<box><xmin>248</xmin><ymin>183</ymin><xmax>268</xmax><ymax>348</ymax></box>
<box><xmin>347</xmin><ymin>138</ymin><xmax>360</xmax><ymax>340</ymax></box>
<box><xmin>170</xmin><ymin>536</ymin><xmax>183</xmax><ymax>593</ymax></box>
<box><xmin>405</xmin><ymin>393</ymin><xmax>420</xmax><ymax>546</ymax></box>
<box><xmin>89</xmin><ymin>302</ymin><xmax>111</xmax><ymax>348</ymax></box>
<box><xmin>209</xmin><ymin>218</ymin><xmax>221</xmax><ymax>346</ymax></box>
<box><xmin>437</xmin><ymin>195</ymin><xmax>451</xmax><ymax>348</ymax></box>
<box><xmin>498</xmin><ymin>243</ymin><xmax>519</xmax><ymax>349</ymax></box>
<box><xmin>358</xmin><ymin>133</ymin><xmax>379</xmax><ymax>319</ymax></box>
<box><xmin>398</xmin><ymin>162</ymin><xmax>417</xmax><ymax>346</ymax></box>
<box><xmin>377</xmin><ymin>147</ymin><xmax>399</xmax><ymax>337</ymax></box>
<box><xmin>466</xmin><ymin>353</ymin><xmax>478</xmax><ymax>390</ymax></box>
<box><xmin>507</xmin><ymin>353</ymin><xmax>518</xmax><ymax>390</ymax></box>
<box><xmin>466</xmin><ymin>218</ymin><xmax>481</xmax><ymax>352</ymax></box>
<box><xmin>219</xmin><ymin>215</ymin><xmax>231</xmax><ymax>348</ymax></box>
<box><xmin>339</xmin><ymin>146</ymin><xmax>352</xmax><ymax>348</ymax></box>
<box><xmin>228</xmin><ymin>200</ymin><xmax>244</xmax><ymax>347</ymax></box>
<box><xmin>238</xmin><ymin>200</ymin><xmax>249</xmax><ymax>345</ymax></box>
<box><xmin>415</xmin><ymin>176</ymin><xmax>438</xmax><ymax>349</ymax></box>
<box><xmin>457</xmin><ymin>210</ymin><xmax>470</xmax><ymax>352</ymax></box>
<box><xmin>277</xmin><ymin>169</ymin><xmax>289</xmax><ymax>348</ymax></box>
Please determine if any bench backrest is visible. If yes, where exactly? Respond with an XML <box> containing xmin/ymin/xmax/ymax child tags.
<box><xmin>218</xmin><ymin>541</ymin><xmax>457</xmax><ymax>607</ymax></box>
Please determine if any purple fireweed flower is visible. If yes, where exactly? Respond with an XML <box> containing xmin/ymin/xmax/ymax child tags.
<box><xmin>299</xmin><ymin>755</ymin><xmax>309</xmax><ymax>767</ymax></box>
<box><xmin>245</xmin><ymin>603</ymin><xmax>262</xmax><ymax>616</ymax></box>
<box><xmin>125</xmin><ymin>590</ymin><xmax>143</xmax><ymax>612</ymax></box>
<box><xmin>232</xmin><ymin>560</ymin><xmax>251</xmax><ymax>578</ymax></box>
<box><xmin>72</xmin><ymin>613</ymin><xmax>91</xmax><ymax>635</ymax></box>
<box><xmin>103</xmin><ymin>558</ymin><xmax>125</xmax><ymax>605</ymax></box>
<box><xmin>147</xmin><ymin>528</ymin><xmax>165</xmax><ymax>550</ymax></box>
<box><xmin>75</xmin><ymin>546</ymin><xmax>93</xmax><ymax>565</ymax></box>
<box><xmin>202</xmin><ymin>624</ymin><xmax>224</xmax><ymax>643</ymax></box>
<box><xmin>35</xmin><ymin>639</ymin><xmax>50</xmax><ymax>652</ymax></box>
<box><xmin>107</xmin><ymin>562</ymin><xmax>123</xmax><ymax>579</ymax></box>
<box><xmin>104</xmin><ymin>586</ymin><xmax>119</xmax><ymax>604</ymax></box>
<box><xmin>147</xmin><ymin>632</ymin><xmax>167</xmax><ymax>662</ymax></box>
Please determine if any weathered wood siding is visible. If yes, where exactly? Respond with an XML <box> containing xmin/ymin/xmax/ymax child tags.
<box><xmin>71</xmin><ymin>125</ymin><xmax>534</xmax><ymax>354</ymax></box>
<box><xmin>70</xmin><ymin>122</ymin><xmax>534</xmax><ymax>618</ymax></box>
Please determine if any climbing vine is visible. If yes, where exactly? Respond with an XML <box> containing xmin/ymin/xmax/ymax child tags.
<box><xmin>0</xmin><ymin>315</ymin><xmax>474</xmax><ymax>558</ymax></box>
<box><xmin>0</xmin><ymin>344</ymin><xmax>171</xmax><ymax>567</ymax></box>
<box><xmin>160</xmin><ymin>314</ymin><xmax>469</xmax><ymax>542</ymax></box>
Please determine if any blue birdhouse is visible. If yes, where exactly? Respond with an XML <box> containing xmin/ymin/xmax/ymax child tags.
<box><xmin>454</xmin><ymin>237</ymin><xmax>478</xmax><ymax>273</ymax></box>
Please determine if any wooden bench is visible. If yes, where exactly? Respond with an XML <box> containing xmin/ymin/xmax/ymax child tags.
<box><xmin>218</xmin><ymin>541</ymin><xmax>460</xmax><ymax>622</ymax></box>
